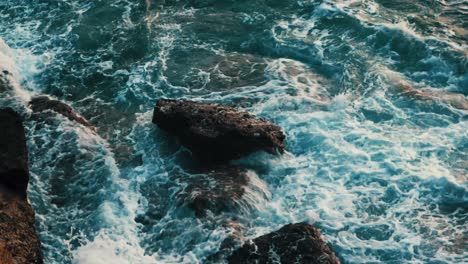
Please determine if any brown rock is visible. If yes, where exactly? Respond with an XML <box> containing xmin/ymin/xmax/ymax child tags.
<box><xmin>228</xmin><ymin>223</ymin><xmax>340</xmax><ymax>264</ymax></box>
<box><xmin>29</xmin><ymin>96</ymin><xmax>94</xmax><ymax>128</ymax></box>
<box><xmin>152</xmin><ymin>99</ymin><xmax>285</xmax><ymax>162</ymax></box>
<box><xmin>0</xmin><ymin>189</ymin><xmax>43</xmax><ymax>264</ymax></box>
<box><xmin>178</xmin><ymin>166</ymin><xmax>250</xmax><ymax>217</ymax></box>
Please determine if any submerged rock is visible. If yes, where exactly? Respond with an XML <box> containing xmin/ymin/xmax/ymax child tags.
<box><xmin>178</xmin><ymin>166</ymin><xmax>250</xmax><ymax>217</ymax></box>
<box><xmin>29</xmin><ymin>96</ymin><xmax>94</xmax><ymax>128</ymax></box>
<box><xmin>153</xmin><ymin>99</ymin><xmax>285</xmax><ymax>162</ymax></box>
<box><xmin>228</xmin><ymin>223</ymin><xmax>340</xmax><ymax>264</ymax></box>
<box><xmin>206</xmin><ymin>220</ymin><xmax>247</xmax><ymax>263</ymax></box>
<box><xmin>165</xmin><ymin>48</ymin><xmax>269</xmax><ymax>91</ymax></box>
<box><xmin>0</xmin><ymin>108</ymin><xmax>43</xmax><ymax>264</ymax></box>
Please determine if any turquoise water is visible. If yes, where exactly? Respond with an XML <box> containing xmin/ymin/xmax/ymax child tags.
<box><xmin>0</xmin><ymin>0</ymin><xmax>467</xmax><ymax>263</ymax></box>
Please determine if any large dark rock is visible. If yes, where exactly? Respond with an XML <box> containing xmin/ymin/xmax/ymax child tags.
<box><xmin>29</xmin><ymin>96</ymin><xmax>94</xmax><ymax>128</ymax></box>
<box><xmin>0</xmin><ymin>108</ymin><xmax>29</xmax><ymax>194</ymax></box>
<box><xmin>0</xmin><ymin>108</ymin><xmax>43</xmax><ymax>264</ymax></box>
<box><xmin>152</xmin><ymin>99</ymin><xmax>285</xmax><ymax>162</ymax></box>
<box><xmin>178</xmin><ymin>166</ymin><xmax>250</xmax><ymax>217</ymax></box>
<box><xmin>228</xmin><ymin>223</ymin><xmax>340</xmax><ymax>264</ymax></box>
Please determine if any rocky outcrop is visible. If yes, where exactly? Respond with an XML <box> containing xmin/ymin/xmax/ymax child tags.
<box><xmin>29</xmin><ymin>96</ymin><xmax>94</xmax><ymax>128</ymax></box>
<box><xmin>152</xmin><ymin>99</ymin><xmax>285</xmax><ymax>162</ymax></box>
<box><xmin>0</xmin><ymin>108</ymin><xmax>29</xmax><ymax>194</ymax></box>
<box><xmin>0</xmin><ymin>108</ymin><xmax>43</xmax><ymax>264</ymax></box>
<box><xmin>228</xmin><ymin>223</ymin><xmax>340</xmax><ymax>264</ymax></box>
<box><xmin>178</xmin><ymin>166</ymin><xmax>250</xmax><ymax>217</ymax></box>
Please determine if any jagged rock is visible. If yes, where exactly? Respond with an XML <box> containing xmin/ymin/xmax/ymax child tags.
<box><xmin>0</xmin><ymin>108</ymin><xmax>29</xmax><ymax>194</ymax></box>
<box><xmin>29</xmin><ymin>96</ymin><xmax>94</xmax><ymax>128</ymax></box>
<box><xmin>152</xmin><ymin>99</ymin><xmax>285</xmax><ymax>162</ymax></box>
<box><xmin>0</xmin><ymin>108</ymin><xmax>43</xmax><ymax>264</ymax></box>
<box><xmin>178</xmin><ymin>166</ymin><xmax>250</xmax><ymax>217</ymax></box>
<box><xmin>228</xmin><ymin>223</ymin><xmax>340</xmax><ymax>264</ymax></box>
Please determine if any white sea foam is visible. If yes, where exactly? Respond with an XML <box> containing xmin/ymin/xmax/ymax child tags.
<box><xmin>239</xmin><ymin>58</ymin><xmax>467</xmax><ymax>260</ymax></box>
<box><xmin>72</xmin><ymin>232</ymin><xmax>158</xmax><ymax>264</ymax></box>
<box><xmin>2</xmin><ymin>0</ymin><xmax>466</xmax><ymax>263</ymax></box>
<box><xmin>0</xmin><ymin>38</ymin><xmax>33</xmax><ymax>102</ymax></box>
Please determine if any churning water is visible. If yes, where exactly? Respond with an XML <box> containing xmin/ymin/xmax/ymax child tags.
<box><xmin>0</xmin><ymin>0</ymin><xmax>467</xmax><ymax>263</ymax></box>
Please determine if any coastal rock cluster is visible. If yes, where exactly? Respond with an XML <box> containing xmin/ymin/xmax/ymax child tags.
<box><xmin>1</xmin><ymin>89</ymin><xmax>339</xmax><ymax>263</ymax></box>
<box><xmin>153</xmin><ymin>99</ymin><xmax>283</xmax><ymax>219</ymax></box>
<box><xmin>153</xmin><ymin>99</ymin><xmax>340</xmax><ymax>263</ymax></box>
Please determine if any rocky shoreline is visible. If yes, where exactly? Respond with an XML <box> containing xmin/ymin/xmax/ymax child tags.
<box><xmin>0</xmin><ymin>108</ymin><xmax>43</xmax><ymax>264</ymax></box>
<box><xmin>0</xmin><ymin>89</ymin><xmax>96</xmax><ymax>264</ymax></box>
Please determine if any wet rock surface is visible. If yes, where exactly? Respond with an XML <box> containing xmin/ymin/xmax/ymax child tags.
<box><xmin>29</xmin><ymin>96</ymin><xmax>94</xmax><ymax>128</ymax></box>
<box><xmin>152</xmin><ymin>99</ymin><xmax>285</xmax><ymax>162</ymax></box>
<box><xmin>0</xmin><ymin>108</ymin><xmax>43</xmax><ymax>264</ymax></box>
<box><xmin>228</xmin><ymin>223</ymin><xmax>340</xmax><ymax>264</ymax></box>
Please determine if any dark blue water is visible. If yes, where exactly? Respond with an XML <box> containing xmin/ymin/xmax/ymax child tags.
<box><xmin>0</xmin><ymin>0</ymin><xmax>467</xmax><ymax>263</ymax></box>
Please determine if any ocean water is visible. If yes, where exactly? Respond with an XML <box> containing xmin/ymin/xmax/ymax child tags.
<box><xmin>0</xmin><ymin>0</ymin><xmax>467</xmax><ymax>263</ymax></box>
